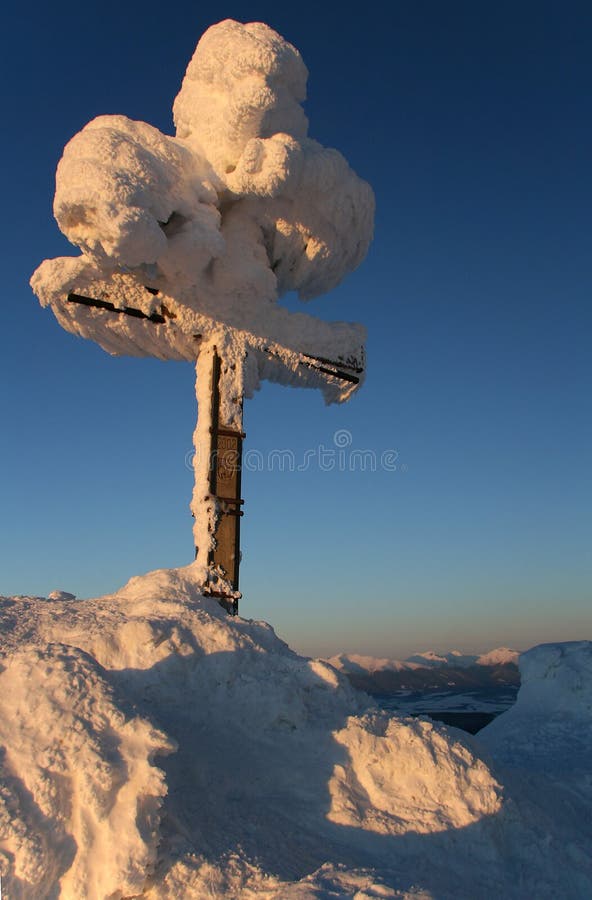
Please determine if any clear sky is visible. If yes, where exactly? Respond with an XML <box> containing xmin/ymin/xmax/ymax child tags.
<box><xmin>1</xmin><ymin>1</ymin><xmax>590</xmax><ymax>658</ymax></box>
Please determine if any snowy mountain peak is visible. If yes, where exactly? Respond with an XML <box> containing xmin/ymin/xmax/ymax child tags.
<box><xmin>405</xmin><ymin>650</ymin><xmax>479</xmax><ymax>668</ymax></box>
<box><xmin>326</xmin><ymin>647</ymin><xmax>521</xmax><ymax>677</ymax></box>
<box><xmin>325</xmin><ymin>653</ymin><xmax>419</xmax><ymax>675</ymax></box>
<box><xmin>476</xmin><ymin>647</ymin><xmax>521</xmax><ymax>667</ymax></box>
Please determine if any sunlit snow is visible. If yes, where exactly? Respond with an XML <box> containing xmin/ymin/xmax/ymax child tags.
<box><xmin>0</xmin><ymin>567</ymin><xmax>590</xmax><ymax>897</ymax></box>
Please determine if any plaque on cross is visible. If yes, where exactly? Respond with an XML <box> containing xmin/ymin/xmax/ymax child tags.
<box><xmin>31</xmin><ymin>19</ymin><xmax>374</xmax><ymax>613</ymax></box>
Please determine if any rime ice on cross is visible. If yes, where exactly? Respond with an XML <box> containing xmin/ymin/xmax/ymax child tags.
<box><xmin>31</xmin><ymin>19</ymin><xmax>374</xmax><ymax>613</ymax></box>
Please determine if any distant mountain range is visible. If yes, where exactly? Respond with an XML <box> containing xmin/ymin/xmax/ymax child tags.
<box><xmin>324</xmin><ymin>648</ymin><xmax>521</xmax><ymax>694</ymax></box>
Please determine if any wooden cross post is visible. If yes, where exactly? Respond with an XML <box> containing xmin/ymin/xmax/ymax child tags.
<box><xmin>32</xmin><ymin>270</ymin><xmax>365</xmax><ymax>616</ymax></box>
<box><xmin>197</xmin><ymin>345</ymin><xmax>245</xmax><ymax>614</ymax></box>
<box><xmin>189</xmin><ymin>329</ymin><xmax>362</xmax><ymax>614</ymax></box>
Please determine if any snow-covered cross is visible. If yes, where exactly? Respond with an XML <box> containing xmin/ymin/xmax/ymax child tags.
<box><xmin>31</xmin><ymin>19</ymin><xmax>374</xmax><ymax>613</ymax></box>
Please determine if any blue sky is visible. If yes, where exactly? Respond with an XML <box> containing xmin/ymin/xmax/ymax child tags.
<box><xmin>1</xmin><ymin>1</ymin><xmax>590</xmax><ymax>658</ymax></box>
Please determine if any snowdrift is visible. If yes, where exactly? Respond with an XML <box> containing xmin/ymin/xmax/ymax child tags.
<box><xmin>0</xmin><ymin>569</ymin><xmax>590</xmax><ymax>898</ymax></box>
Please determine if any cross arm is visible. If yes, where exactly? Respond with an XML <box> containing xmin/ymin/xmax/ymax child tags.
<box><xmin>31</xmin><ymin>258</ymin><xmax>366</xmax><ymax>403</ymax></box>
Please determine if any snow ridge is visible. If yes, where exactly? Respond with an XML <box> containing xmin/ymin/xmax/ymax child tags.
<box><xmin>327</xmin><ymin>646</ymin><xmax>520</xmax><ymax>675</ymax></box>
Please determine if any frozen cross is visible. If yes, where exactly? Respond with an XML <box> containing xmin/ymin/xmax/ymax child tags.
<box><xmin>31</xmin><ymin>20</ymin><xmax>374</xmax><ymax>613</ymax></box>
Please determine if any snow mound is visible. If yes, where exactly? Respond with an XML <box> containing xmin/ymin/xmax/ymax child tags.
<box><xmin>0</xmin><ymin>642</ymin><xmax>173</xmax><ymax>900</ymax></box>
<box><xmin>516</xmin><ymin>641</ymin><xmax>592</xmax><ymax>716</ymax></box>
<box><xmin>328</xmin><ymin>713</ymin><xmax>501</xmax><ymax>834</ymax></box>
<box><xmin>480</xmin><ymin>641</ymin><xmax>592</xmax><ymax>769</ymax></box>
<box><xmin>146</xmin><ymin>856</ymin><xmax>407</xmax><ymax>899</ymax></box>
<box><xmin>0</xmin><ymin>578</ymin><xmax>591</xmax><ymax>898</ymax></box>
<box><xmin>478</xmin><ymin>642</ymin><xmax>592</xmax><ymax>899</ymax></box>
<box><xmin>47</xmin><ymin>590</ymin><xmax>76</xmax><ymax>601</ymax></box>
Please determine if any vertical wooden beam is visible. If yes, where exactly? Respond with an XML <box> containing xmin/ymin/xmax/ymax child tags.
<box><xmin>205</xmin><ymin>348</ymin><xmax>245</xmax><ymax>615</ymax></box>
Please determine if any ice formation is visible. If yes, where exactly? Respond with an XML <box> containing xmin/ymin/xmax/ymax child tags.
<box><xmin>0</xmin><ymin>573</ymin><xmax>591</xmax><ymax>898</ymax></box>
<box><xmin>30</xmin><ymin>19</ymin><xmax>374</xmax><ymax>592</ymax></box>
<box><xmin>29</xmin><ymin>18</ymin><xmax>372</xmax><ymax>388</ymax></box>
<box><xmin>36</xmin><ymin>20</ymin><xmax>372</xmax><ymax>306</ymax></box>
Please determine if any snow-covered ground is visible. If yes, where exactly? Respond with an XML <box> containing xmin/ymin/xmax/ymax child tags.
<box><xmin>0</xmin><ymin>565</ymin><xmax>590</xmax><ymax>899</ymax></box>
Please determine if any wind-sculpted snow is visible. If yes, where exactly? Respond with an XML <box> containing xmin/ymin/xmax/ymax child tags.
<box><xmin>0</xmin><ymin>578</ymin><xmax>590</xmax><ymax>898</ymax></box>
<box><xmin>52</xmin><ymin>116</ymin><xmax>223</xmax><ymax>285</ymax></box>
<box><xmin>328</xmin><ymin>713</ymin><xmax>501</xmax><ymax>835</ymax></box>
<box><xmin>31</xmin><ymin>19</ymin><xmax>374</xmax><ymax>374</ymax></box>
<box><xmin>0</xmin><ymin>640</ymin><xmax>173</xmax><ymax>900</ymax></box>
<box><xmin>480</xmin><ymin>641</ymin><xmax>592</xmax><ymax>769</ymax></box>
<box><xmin>173</xmin><ymin>19</ymin><xmax>309</xmax><ymax>180</ymax></box>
